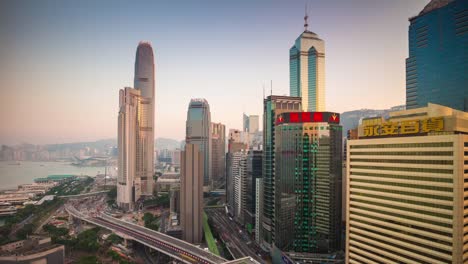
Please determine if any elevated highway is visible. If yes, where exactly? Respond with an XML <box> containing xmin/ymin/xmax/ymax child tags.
<box><xmin>65</xmin><ymin>205</ymin><xmax>259</xmax><ymax>264</ymax></box>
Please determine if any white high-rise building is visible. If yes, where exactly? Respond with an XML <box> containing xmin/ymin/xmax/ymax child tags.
<box><xmin>232</xmin><ymin>151</ymin><xmax>248</xmax><ymax>223</ymax></box>
<box><xmin>117</xmin><ymin>42</ymin><xmax>155</xmax><ymax>210</ymax></box>
<box><xmin>117</xmin><ymin>87</ymin><xmax>140</xmax><ymax>211</ymax></box>
<box><xmin>289</xmin><ymin>17</ymin><xmax>325</xmax><ymax>112</ymax></box>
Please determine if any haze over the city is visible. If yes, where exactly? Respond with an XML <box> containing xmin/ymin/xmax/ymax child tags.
<box><xmin>0</xmin><ymin>0</ymin><xmax>429</xmax><ymax>145</ymax></box>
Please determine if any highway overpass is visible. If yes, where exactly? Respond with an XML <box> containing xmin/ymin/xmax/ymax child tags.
<box><xmin>65</xmin><ymin>205</ymin><xmax>259</xmax><ymax>264</ymax></box>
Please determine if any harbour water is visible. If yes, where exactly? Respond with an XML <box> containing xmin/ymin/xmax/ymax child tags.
<box><xmin>0</xmin><ymin>161</ymin><xmax>106</xmax><ymax>191</ymax></box>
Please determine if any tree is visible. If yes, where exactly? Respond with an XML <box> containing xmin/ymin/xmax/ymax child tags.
<box><xmin>78</xmin><ymin>256</ymin><xmax>101</xmax><ymax>264</ymax></box>
<box><xmin>107</xmin><ymin>186</ymin><xmax>117</xmax><ymax>200</ymax></box>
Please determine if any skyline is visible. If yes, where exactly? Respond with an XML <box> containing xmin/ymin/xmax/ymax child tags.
<box><xmin>0</xmin><ymin>0</ymin><xmax>429</xmax><ymax>145</ymax></box>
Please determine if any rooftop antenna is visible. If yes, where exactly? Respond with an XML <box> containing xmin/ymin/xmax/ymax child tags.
<box><xmin>270</xmin><ymin>80</ymin><xmax>273</xmax><ymax>96</ymax></box>
<box><xmin>263</xmin><ymin>83</ymin><xmax>265</xmax><ymax>99</ymax></box>
<box><xmin>304</xmin><ymin>1</ymin><xmax>309</xmax><ymax>31</ymax></box>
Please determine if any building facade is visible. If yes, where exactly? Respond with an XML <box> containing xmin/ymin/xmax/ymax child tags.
<box><xmin>227</xmin><ymin>129</ymin><xmax>248</xmax><ymax>214</ymax></box>
<box><xmin>275</xmin><ymin>111</ymin><xmax>342</xmax><ymax>253</ymax></box>
<box><xmin>117</xmin><ymin>42</ymin><xmax>155</xmax><ymax>210</ymax></box>
<box><xmin>255</xmin><ymin>177</ymin><xmax>263</xmax><ymax>244</ymax></box>
<box><xmin>346</xmin><ymin>103</ymin><xmax>468</xmax><ymax>263</ymax></box>
<box><xmin>290</xmin><ymin>25</ymin><xmax>325</xmax><ymax>112</ymax></box>
<box><xmin>117</xmin><ymin>87</ymin><xmax>140</xmax><ymax>211</ymax></box>
<box><xmin>262</xmin><ymin>95</ymin><xmax>302</xmax><ymax>248</ymax></box>
<box><xmin>186</xmin><ymin>99</ymin><xmax>212</xmax><ymax>188</ymax></box>
<box><xmin>211</xmin><ymin>122</ymin><xmax>226</xmax><ymax>187</ymax></box>
<box><xmin>245</xmin><ymin>150</ymin><xmax>263</xmax><ymax>227</ymax></box>
<box><xmin>406</xmin><ymin>0</ymin><xmax>468</xmax><ymax>111</ymax></box>
<box><xmin>134</xmin><ymin>42</ymin><xmax>155</xmax><ymax>196</ymax></box>
<box><xmin>180</xmin><ymin>144</ymin><xmax>203</xmax><ymax>244</ymax></box>
<box><xmin>232</xmin><ymin>150</ymin><xmax>248</xmax><ymax>223</ymax></box>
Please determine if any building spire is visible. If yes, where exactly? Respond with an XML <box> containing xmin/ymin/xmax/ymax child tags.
<box><xmin>304</xmin><ymin>1</ymin><xmax>309</xmax><ymax>31</ymax></box>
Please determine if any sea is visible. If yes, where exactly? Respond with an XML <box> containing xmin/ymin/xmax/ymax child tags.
<box><xmin>0</xmin><ymin>161</ymin><xmax>107</xmax><ymax>191</ymax></box>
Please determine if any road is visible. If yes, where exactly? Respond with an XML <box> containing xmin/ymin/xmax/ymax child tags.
<box><xmin>66</xmin><ymin>204</ymin><xmax>229</xmax><ymax>264</ymax></box>
<box><xmin>34</xmin><ymin>205</ymin><xmax>64</xmax><ymax>234</ymax></box>
<box><xmin>205</xmin><ymin>208</ymin><xmax>263</xmax><ymax>263</ymax></box>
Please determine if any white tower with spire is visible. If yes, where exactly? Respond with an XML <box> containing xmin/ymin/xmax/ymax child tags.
<box><xmin>289</xmin><ymin>7</ymin><xmax>325</xmax><ymax>112</ymax></box>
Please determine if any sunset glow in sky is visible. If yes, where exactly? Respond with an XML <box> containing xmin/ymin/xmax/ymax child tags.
<box><xmin>0</xmin><ymin>0</ymin><xmax>429</xmax><ymax>144</ymax></box>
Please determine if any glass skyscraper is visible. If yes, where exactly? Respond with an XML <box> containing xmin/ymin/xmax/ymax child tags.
<box><xmin>275</xmin><ymin>112</ymin><xmax>342</xmax><ymax>253</ymax></box>
<box><xmin>290</xmin><ymin>29</ymin><xmax>325</xmax><ymax>112</ymax></box>
<box><xmin>186</xmin><ymin>99</ymin><xmax>212</xmax><ymax>188</ymax></box>
<box><xmin>406</xmin><ymin>0</ymin><xmax>468</xmax><ymax>111</ymax></box>
<box><xmin>261</xmin><ymin>95</ymin><xmax>302</xmax><ymax>248</ymax></box>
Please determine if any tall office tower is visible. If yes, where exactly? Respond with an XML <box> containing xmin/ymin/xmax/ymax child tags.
<box><xmin>232</xmin><ymin>150</ymin><xmax>248</xmax><ymax>222</ymax></box>
<box><xmin>243</xmin><ymin>114</ymin><xmax>260</xmax><ymax>134</ymax></box>
<box><xmin>346</xmin><ymin>103</ymin><xmax>468</xmax><ymax>263</ymax></box>
<box><xmin>180</xmin><ymin>144</ymin><xmax>203</xmax><ymax>244</ymax></box>
<box><xmin>211</xmin><ymin>122</ymin><xmax>226</xmax><ymax>187</ymax></box>
<box><xmin>255</xmin><ymin>177</ymin><xmax>263</xmax><ymax>244</ymax></box>
<box><xmin>243</xmin><ymin>113</ymin><xmax>250</xmax><ymax>132</ymax></box>
<box><xmin>262</xmin><ymin>95</ymin><xmax>302</xmax><ymax>248</ymax></box>
<box><xmin>186</xmin><ymin>99</ymin><xmax>212</xmax><ymax>188</ymax></box>
<box><xmin>226</xmin><ymin>133</ymin><xmax>248</xmax><ymax>215</ymax></box>
<box><xmin>275</xmin><ymin>112</ymin><xmax>342</xmax><ymax>253</ymax></box>
<box><xmin>248</xmin><ymin>115</ymin><xmax>260</xmax><ymax>133</ymax></box>
<box><xmin>406</xmin><ymin>0</ymin><xmax>468</xmax><ymax>111</ymax></box>
<box><xmin>290</xmin><ymin>16</ymin><xmax>325</xmax><ymax>112</ymax></box>
<box><xmin>245</xmin><ymin>150</ymin><xmax>263</xmax><ymax>227</ymax></box>
<box><xmin>117</xmin><ymin>87</ymin><xmax>141</xmax><ymax>211</ymax></box>
<box><xmin>134</xmin><ymin>42</ymin><xmax>155</xmax><ymax>196</ymax></box>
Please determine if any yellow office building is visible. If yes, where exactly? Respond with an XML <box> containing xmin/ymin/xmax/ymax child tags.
<box><xmin>346</xmin><ymin>103</ymin><xmax>468</xmax><ymax>263</ymax></box>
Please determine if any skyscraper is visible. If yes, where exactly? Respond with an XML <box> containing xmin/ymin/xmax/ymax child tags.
<box><xmin>346</xmin><ymin>104</ymin><xmax>468</xmax><ymax>263</ymax></box>
<box><xmin>245</xmin><ymin>150</ymin><xmax>262</xmax><ymax>227</ymax></box>
<box><xmin>406</xmin><ymin>0</ymin><xmax>468</xmax><ymax>111</ymax></box>
<box><xmin>262</xmin><ymin>95</ymin><xmax>302</xmax><ymax>248</ymax></box>
<box><xmin>232</xmin><ymin>150</ymin><xmax>248</xmax><ymax>222</ymax></box>
<box><xmin>117</xmin><ymin>42</ymin><xmax>155</xmax><ymax>210</ymax></box>
<box><xmin>117</xmin><ymin>87</ymin><xmax>140</xmax><ymax>211</ymax></box>
<box><xmin>275</xmin><ymin>111</ymin><xmax>342</xmax><ymax>253</ymax></box>
<box><xmin>211</xmin><ymin>122</ymin><xmax>226</xmax><ymax>187</ymax></box>
<box><xmin>180</xmin><ymin>144</ymin><xmax>203</xmax><ymax>244</ymax></box>
<box><xmin>290</xmin><ymin>16</ymin><xmax>325</xmax><ymax>112</ymax></box>
<box><xmin>134</xmin><ymin>42</ymin><xmax>155</xmax><ymax>196</ymax></box>
<box><xmin>226</xmin><ymin>131</ymin><xmax>248</xmax><ymax>215</ymax></box>
<box><xmin>186</xmin><ymin>99</ymin><xmax>212</xmax><ymax>188</ymax></box>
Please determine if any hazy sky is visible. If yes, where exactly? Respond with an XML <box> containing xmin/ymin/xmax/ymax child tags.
<box><xmin>0</xmin><ymin>0</ymin><xmax>429</xmax><ymax>145</ymax></box>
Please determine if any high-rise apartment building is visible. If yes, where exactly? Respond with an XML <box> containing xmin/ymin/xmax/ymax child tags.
<box><xmin>255</xmin><ymin>177</ymin><xmax>263</xmax><ymax>245</ymax></box>
<box><xmin>346</xmin><ymin>103</ymin><xmax>468</xmax><ymax>263</ymax></box>
<box><xmin>117</xmin><ymin>87</ymin><xmax>140</xmax><ymax>211</ymax></box>
<box><xmin>134</xmin><ymin>42</ymin><xmax>155</xmax><ymax>196</ymax></box>
<box><xmin>226</xmin><ymin>132</ymin><xmax>248</xmax><ymax>216</ymax></box>
<box><xmin>275</xmin><ymin>111</ymin><xmax>342</xmax><ymax>253</ymax></box>
<box><xmin>180</xmin><ymin>144</ymin><xmax>203</xmax><ymax>244</ymax></box>
<box><xmin>245</xmin><ymin>150</ymin><xmax>263</xmax><ymax>227</ymax></box>
<box><xmin>232</xmin><ymin>150</ymin><xmax>248</xmax><ymax>222</ymax></box>
<box><xmin>406</xmin><ymin>0</ymin><xmax>468</xmax><ymax>111</ymax></box>
<box><xmin>117</xmin><ymin>42</ymin><xmax>155</xmax><ymax>210</ymax></box>
<box><xmin>262</xmin><ymin>95</ymin><xmax>302</xmax><ymax>248</ymax></box>
<box><xmin>211</xmin><ymin>122</ymin><xmax>226</xmax><ymax>187</ymax></box>
<box><xmin>186</xmin><ymin>99</ymin><xmax>212</xmax><ymax>188</ymax></box>
<box><xmin>290</xmin><ymin>20</ymin><xmax>325</xmax><ymax>112</ymax></box>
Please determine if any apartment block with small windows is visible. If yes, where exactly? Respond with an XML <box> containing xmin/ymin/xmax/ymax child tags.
<box><xmin>346</xmin><ymin>103</ymin><xmax>468</xmax><ymax>264</ymax></box>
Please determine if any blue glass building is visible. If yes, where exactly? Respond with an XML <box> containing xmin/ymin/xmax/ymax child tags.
<box><xmin>406</xmin><ymin>0</ymin><xmax>468</xmax><ymax>111</ymax></box>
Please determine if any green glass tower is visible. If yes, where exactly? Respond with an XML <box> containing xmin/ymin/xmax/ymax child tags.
<box><xmin>261</xmin><ymin>96</ymin><xmax>302</xmax><ymax>248</ymax></box>
<box><xmin>275</xmin><ymin>112</ymin><xmax>342</xmax><ymax>253</ymax></box>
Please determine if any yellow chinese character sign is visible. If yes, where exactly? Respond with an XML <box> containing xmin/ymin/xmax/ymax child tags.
<box><xmin>362</xmin><ymin>117</ymin><xmax>444</xmax><ymax>137</ymax></box>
